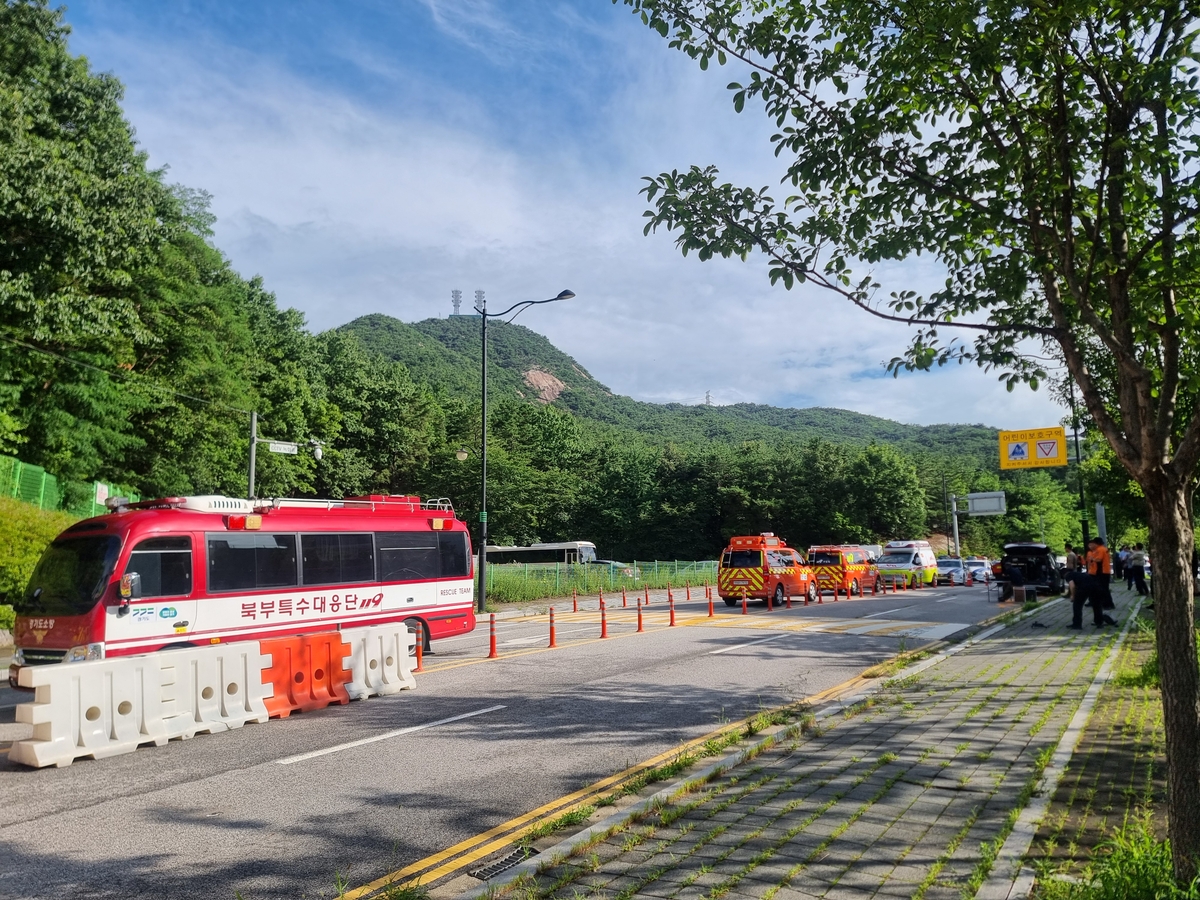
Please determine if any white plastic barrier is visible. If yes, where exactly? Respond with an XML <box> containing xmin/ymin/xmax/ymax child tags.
<box><xmin>10</xmin><ymin>641</ymin><xmax>272</xmax><ymax>768</ymax></box>
<box><xmin>11</xmin><ymin>655</ymin><xmax>170</xmax><ymax>768</ymax></box>
<box><xmin>158</xmin><ymin>643</ymin><xmax>272</xmax><ymax>736</ymax></box>
<box><xmin>341</xmin><ymin>624</ymin><xmax>417</xmax><ymax>700</ymax></box>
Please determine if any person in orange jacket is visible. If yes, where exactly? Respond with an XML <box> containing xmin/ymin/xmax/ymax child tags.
<box><xmin>1087</xmin><ymin>537</ymin><xmax>1117</xmax><ymax>622</ymax></box>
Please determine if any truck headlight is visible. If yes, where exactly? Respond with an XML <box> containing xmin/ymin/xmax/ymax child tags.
<box><xmin>13</xmin><ymin>648</ymin><xmax>24</xmax><ymax>665</ymax></box>
<box><xmin>67</xmin><ymin>643</ymin><xmax>104</xmax><ymax>662</ymax></box>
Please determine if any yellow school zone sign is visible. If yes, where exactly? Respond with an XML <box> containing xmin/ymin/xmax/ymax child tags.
<box><xmin>999</xmin><ymin>427</ymin><xmax>1068</xmax><ymax>470</ymax></box>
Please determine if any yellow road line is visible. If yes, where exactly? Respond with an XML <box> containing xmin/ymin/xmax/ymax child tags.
<box><xmin>346</xmin><ymin>666</ymin><xmax>884</xmax><ymax>899</ymax></box>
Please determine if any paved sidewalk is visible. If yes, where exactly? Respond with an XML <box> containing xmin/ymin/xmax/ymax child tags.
<box><xmin>490</xmin><ymin>600</ymin><xmax>1124</xmax><ymax>900</ymax></box>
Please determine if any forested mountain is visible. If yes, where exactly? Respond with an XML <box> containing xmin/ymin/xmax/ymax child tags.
<box><xmin>341</xmin><ymin>314</ymin><xmax>1002</xmax><ymax>467</ymax></box>
<box><xmin>0</xmin><ymin>0</ymin><xmax>1130</xmax><ymax>559</ymax></box>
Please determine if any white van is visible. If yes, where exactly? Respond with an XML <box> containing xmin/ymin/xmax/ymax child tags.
<box><xmin>876</xmin><ymin>540</ymin><xmax>939</xmax><ymax>588</ymax></box>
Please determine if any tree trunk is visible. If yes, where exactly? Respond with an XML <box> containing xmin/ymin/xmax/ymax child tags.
<box><xmin>1145</xmin><ymin>473</ymin><xmax>1200</xmax><ymax>883</ymax></box>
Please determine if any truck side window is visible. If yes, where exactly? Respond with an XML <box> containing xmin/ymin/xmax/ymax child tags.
<box><xmin>301</xmin><ymin>533</ymin><xmax>375</xmax><ymax>586</ymax></box>
<box><xmin>126</xmin><ymin>537</ymin><xmax>192</xmax><ymax>597</ymax></box>
<box><xmin>208</xmin><ymin>534</ymin><xmax>298</xmax><ymax>592</ymax></box>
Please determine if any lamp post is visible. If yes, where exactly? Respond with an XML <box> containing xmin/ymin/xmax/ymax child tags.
<box><xmin>247</xmin><ymin>410</ymin><xmax>324</xmax><ymax>499</ymax></box>
<box><xmin>473</xmin><ymin>289</ymin><xmax>576</xmax><ymax>614</ymax></box>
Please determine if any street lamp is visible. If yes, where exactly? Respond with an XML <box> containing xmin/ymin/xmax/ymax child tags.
<box><xmin>246</xmin><ymin>411</ymin><xmax>325</xmax><ymax>499</ymax></box>
<box><xmin>455</xmin><ymin>447</ymin><xmax>469</xmax><ymax>462</ymax></box>
<box><xmin>473</xmin><ymin>289</ymin><xmax>576</xmax><ymax>613</ymax></box>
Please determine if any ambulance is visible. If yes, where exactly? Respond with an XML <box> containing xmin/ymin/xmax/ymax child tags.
<box><xmin>806</xmin><ymin>545</ymin><xmax>881</xmax><ymax>596</ymax></box>
<box><xmin>717</xmin><ymin>533</ymin><xmax>818</xmax><ymax>606</ymax></box>
<box><xmin>875</xmin><ymin>540</ymin><xmax>938</xmax><ymax>588</ymax></box>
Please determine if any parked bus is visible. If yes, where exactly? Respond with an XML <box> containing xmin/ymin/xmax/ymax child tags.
<box><xmin>9</xmin><ymin>494</ymin><xmax>475</xmax><ymax>688</ymax></box>
<box><xmin>485</xmin><ymin>541</ymin><xmax>598</xmax><ymax>565</ymax></box>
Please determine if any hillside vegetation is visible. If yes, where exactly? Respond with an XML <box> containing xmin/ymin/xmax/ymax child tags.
<box><xmin>0</xmin><ymin>1</ymin><xmax>1104</xmax><ymax>564</ymax></box>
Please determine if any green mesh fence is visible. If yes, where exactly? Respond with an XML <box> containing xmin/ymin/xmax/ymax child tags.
<box><xmin>0</xmin><ymin>454</ymin><xmax>138</xmax><ymax>518</ymax></box>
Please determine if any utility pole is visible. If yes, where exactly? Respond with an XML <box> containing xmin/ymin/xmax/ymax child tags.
<box><xmin>476</xmin><ymin>289</ymin><xmax>488</xmax><ymax>614</ymax></box>
<box><xmin>950</xmin><ymin>494</ymin><xmax>961</xmax><ymax>558</ymax></box>
<box><xmin>942</xmin><ymin>473</ymin><xmax>950</xmax><ymax>550</ymax></box>
<box><xmin>248</xmin><ymin>411</ymin><xmax>258</xmax><ymax>499</ymax></box>
<box><xmin>705</xmin><ymin>390</ymin><xmax>713</xmax><ymax>406</ymax></box>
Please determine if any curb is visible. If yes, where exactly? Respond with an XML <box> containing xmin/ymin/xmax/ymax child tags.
<box><xmin>455</xmin><ymin>724</ymin><xmax>791</xmax><ymax>900</ymax></box>
<box><xmin>454</xmin><ymin>596</ymin><xmax>1063</xmax><ymax>899</ymax></box>
<box><xmin>974</xmin><ymin>599</ymin><xmax>1143</xmax><ymax>900</ymax></box>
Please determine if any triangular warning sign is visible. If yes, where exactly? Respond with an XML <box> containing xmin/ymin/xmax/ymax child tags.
<box><xmin>1036</xmin><ymin>440</ymin><xmax>1059</xmax><ymax>459</ymax></box>
<box><xmin>1007</xmin><ymin>442</ymin><xmax>1029</xmax><ymax>461</ymax></box>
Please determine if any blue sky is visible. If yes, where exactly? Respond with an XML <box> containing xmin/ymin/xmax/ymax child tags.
<box><xmin>60</xmin><ymin>0</ymin><xmax>1064</xmax><ymax>428</ymax></box>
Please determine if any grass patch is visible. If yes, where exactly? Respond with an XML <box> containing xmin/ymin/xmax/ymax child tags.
<box><xmin>865</xmin><ymin>649</ymin><xmax>932</xmax><ymax>679</ymax></box>
<box><xmin>519</xmin><ymin>805</ymin><xmax>596</xmax><ymax>846</ymax></box>
<box><xmin>1037</xmin><ymin>818</ymin><xmax>1200</xmax><ymax>899</ymax></box>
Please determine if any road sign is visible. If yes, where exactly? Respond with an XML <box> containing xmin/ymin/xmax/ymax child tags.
<box><xmin>967</xmin><ymin>491</ymin><xmax>1007</xmax><ymax>516</ymax></box>
<box><xmin>267</xmin><ymin>441</ymin><xmax>299</xmax><ymax>455</ymax></box>
<box><xmin>999</xmin><ymin>427</ymin><xmax>1067</xmax><ymax>470</ymax></box>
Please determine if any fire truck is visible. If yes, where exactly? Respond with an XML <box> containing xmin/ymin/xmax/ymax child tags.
<box><xmin>717</xmin><ymin>533</ymin><xmax>818</xmax><ymax>606</ymax></box>
<box><xmin>9</xmin><ymin>494</ymin><xmax>475</xmax><ymax>688</ymax></box>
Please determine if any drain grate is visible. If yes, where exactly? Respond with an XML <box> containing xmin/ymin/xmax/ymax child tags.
<box><xmin>470</xmin><ymin>847</ymin><xmax>531</xmax><ymax>881</ymax></box>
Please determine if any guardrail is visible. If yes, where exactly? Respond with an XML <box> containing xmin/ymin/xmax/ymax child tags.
<box><xmin>485</xmin><ymin>560</ymin><xmax>719</xmax><ymax>604</ymax></box>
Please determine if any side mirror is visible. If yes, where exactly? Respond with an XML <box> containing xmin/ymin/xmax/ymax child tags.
<box><xmin>120</xmin><ymin>572</ymin><xmax>142</xmax><ymax>600</ymax></box>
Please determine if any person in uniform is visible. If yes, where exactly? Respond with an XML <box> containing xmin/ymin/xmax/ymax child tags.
<box><xmin>1086</xmin><ymin>537</ymin><xmax>1118</xmax><ymax>625</ymax></box>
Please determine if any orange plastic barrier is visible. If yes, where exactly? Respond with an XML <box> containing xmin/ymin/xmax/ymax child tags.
<box><xmin>260</xmin><ymin>632</ymin><xmax>352</xmax><ymax>718</ymax></box>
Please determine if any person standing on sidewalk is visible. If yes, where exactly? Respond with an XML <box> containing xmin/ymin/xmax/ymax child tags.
<box><xmin>1063</xmin><ymin>543</ymin><xmax>1079</xmax><ymax>599</ymax></box>
<box><xmin>1087</xmin><ymin>537</ymin><xmax>1118</xmax><ymax>625</ymax></box>
<box><xmin>1114</xmin><ymin>545</ymin><xmax>1127</xmax><ymax>581</ymax></box>
<box><xmin>1128</xmin><ymin>543</ymin><xmax>1149</xmax><ymax>596</ymax></box>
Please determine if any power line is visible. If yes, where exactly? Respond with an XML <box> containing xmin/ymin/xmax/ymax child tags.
<box><xmin>0</xmin><ymin>331</ymin><xmax>253</xmax><ymax>415</ymax></box>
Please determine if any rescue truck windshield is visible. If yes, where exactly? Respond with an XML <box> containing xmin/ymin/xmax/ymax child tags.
<box><xmin>808</xmin><ymin>551</ymin><xmax>843</xmax><ymax>566</ymax></box>
<box><xmin>22</xmin><ymin>536</ymin><xmax>120</xmax><ymax>616</ymax></box>
<box><xmin>722</xmin><ymin>550</ymin><xmax>763</xmax><ymax>568</ymax></box>
<box><xmin>878</xmin><ymin>552</ymin><xmax>915</xmax><ymax>565</ymax></box>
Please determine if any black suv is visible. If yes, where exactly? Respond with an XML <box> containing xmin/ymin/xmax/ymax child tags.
<box><xmin>993</xmin><ymin>543</ymin><xmax>1063</xmax><ymax>594</ymax></box>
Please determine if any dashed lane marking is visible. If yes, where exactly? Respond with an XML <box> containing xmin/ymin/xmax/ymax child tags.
<box><xmin>708</xmin><ymin>632</ymin><xmax>788</xmax><ymax>655</ymax></box>
<box><xmin>275</xmin><ymin>705</ymin><xmax>506</xmax><ymax>765</ymax></box>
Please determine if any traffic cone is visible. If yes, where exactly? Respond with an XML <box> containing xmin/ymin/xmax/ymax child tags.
<box><xmin>488</xmin><ymin>614</ymin><xmax>498</xmax><ymax>659</ymax></box>
<box><xmin>548</xmin><ymin>607</ymin><xmax>557</xmax><ymax>648</ymax></box>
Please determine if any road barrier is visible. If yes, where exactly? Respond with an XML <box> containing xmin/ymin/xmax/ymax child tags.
<box><xmin>12</xmin><ymin>654</ymin><xmax>170</xmax><ymax>767</ymax></box>
<box><xmin>622</xmin><ymin>587</ymin><xmax>627</xmax><ymax>608</ymax></box>
<box><xmin>12</xmin><ymin>626</ymin><xmax>421</xmax><ymax>769</ymax></box>
<box><xmin>342</xmin><ymin>624</ymin><xmax>417</xmax><ymax>700</ymax></box>
<box><xmin>600</xmin><ymin>604</ymin><xmax>608</xmax><ymax>639</ymax></box>
<box><xmin>708</xmin><ymin>594</ymin><xmax>714</xmax><ymax>617</ymax></box>
<box><xmin>488</xmin><ymin>614</ymin><xmax>498</xmax><ymax>659</ymax></box>
<box><xmin>549</xmin><ymin>608</ymin><xmax>557</xmax><ymax>648</ymax></box>
<box><xmin>162</xmin><ymin>643</ymin><xmax>273</xmax><ymax>733</ymax></box>
<box><xmin>741</xmin><ymin>592</ymin><xmax>748</xmax><ymax>615</ymax></box>
<box><xmin>573</xmin><ymin>589</ymin><xmax>578</xmax><ymax>613</ymax></box>
<box><xmin>11</xmin><ymin>642</ymin><xmax>275</xmax><ymax>768</ymax></box>
<box><xmin>669</xmin><ymin>596</ymin><xmax>676</xmax><ymax>626</ymax></box>
<box><xmin>261</xmin><ymin>632</ymin><xmax>352</xmax><ymax>718</ymax></box>
<box><xmin>637</xmin><ymin>599</ymin><xmax>644</xmax><ymax>632</ymax></box>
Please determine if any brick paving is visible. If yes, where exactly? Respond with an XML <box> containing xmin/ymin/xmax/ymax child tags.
<box><xmin>508</xmin><ymin>601</ymin><xmax>1125</xmax><ymax>900</ymax></box>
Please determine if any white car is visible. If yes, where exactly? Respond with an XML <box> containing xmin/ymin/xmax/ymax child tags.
<box><xmin>936</xmin><ymin>557</ymin><xmax>968</xmax><ymax>585</ymax></box>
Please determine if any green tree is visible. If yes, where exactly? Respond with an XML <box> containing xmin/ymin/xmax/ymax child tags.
<box><xmin>0</xmin><ymin>0</ymin><xmax>175</xmax><ymax>454</ymax></box>
<box><xmin>623</xmin><ymin>0</ymin><xmax>1200</xmax><ymax>874</ymax></box>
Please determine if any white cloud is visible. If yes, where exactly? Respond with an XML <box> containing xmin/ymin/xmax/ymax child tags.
<box><xmin>76</xmin><ymin>7</ymin><xmax>1066</xmax><ymax>431</ymax></box>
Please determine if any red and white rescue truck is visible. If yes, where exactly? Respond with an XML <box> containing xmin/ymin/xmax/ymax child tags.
<box><xmin>9</xmin><ymin>494</ymin><xmax>476</xmax><ymax>689</ymax></box>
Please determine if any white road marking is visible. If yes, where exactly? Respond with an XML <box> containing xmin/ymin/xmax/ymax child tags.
<box><xmin>862</xmin><ymin>605</ymin><xmax>917</xmax><ymax>619</ymax></box>
<box><xmin>936</xmin><ymin>596</ymin><xmax>958</xmax><ymax>603</ymax></box>
<box><xmin>709</xmin><ymin>633</ymin><xmax>788</xmax><ymax>655</ymax></box>
<box><xmin>276</xmin><ymin>705</ymin><xmax>506</xmax><ymax>765</ymax></box>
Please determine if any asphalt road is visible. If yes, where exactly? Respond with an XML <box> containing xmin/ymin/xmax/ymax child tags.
<box><xmin>0</xmin><ymin>583</ymin><xmax>1005</xmax><ymax>900</ymax></box>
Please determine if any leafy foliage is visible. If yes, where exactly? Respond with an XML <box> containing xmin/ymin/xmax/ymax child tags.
<box><xmin>0</xmin><ymin>495</ymin><xmax>75</xmax><ymax>605</ymax></box>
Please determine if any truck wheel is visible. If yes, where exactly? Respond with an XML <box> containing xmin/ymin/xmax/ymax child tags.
<box><xmin>723</xmin><ymin>597</ymin><xmax>738</xmax><ymax>608</ymax></box>
<box><xmin>773</xmin><ymin>584</ymin><xmax>785</xmax><ymax>607</ymax></box>
<box><xmin>850</xmin><ymin>579</ymin><xmax>861</xmax><ymax>596</ymax></box>
<box><xmin>807</xmin><ymin>582</ymin><xmax>818</xmax><ymax>603</ymax></box>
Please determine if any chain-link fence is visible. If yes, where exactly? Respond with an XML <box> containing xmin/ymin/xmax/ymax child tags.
<box><xmin>486</xmin><ymin>559</ymin><xmax>719</xmax><ymax>605</ymax></box>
